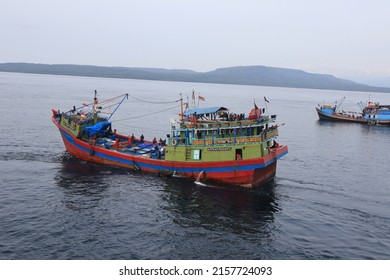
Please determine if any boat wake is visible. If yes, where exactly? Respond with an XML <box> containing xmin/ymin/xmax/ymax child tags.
<box><xmin>194</xmin><ymin>180</ymin><xmax>208</xmax><ymax>187</ymax></box>
<box><xmin>172</xmin><ymin>171</ymin><xmax>185</xmax><ymax>178</ymax></box>
<box><xmin>194</xmin><ymin>171</ymin><xmax>208</xmax><ymax>186</ymax></box>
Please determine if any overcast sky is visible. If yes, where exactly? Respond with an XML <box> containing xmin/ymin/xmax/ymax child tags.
<box><xmin>1</xmin><ymin>0</ymin><xmax>390</xmax><ymax>85</ymax></box>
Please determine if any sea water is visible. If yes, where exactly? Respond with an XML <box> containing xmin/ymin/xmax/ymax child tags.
<box><xmin>0</xmin><ymin>72</ymin><xmax>389</xmax><ymax>259</ymax></box>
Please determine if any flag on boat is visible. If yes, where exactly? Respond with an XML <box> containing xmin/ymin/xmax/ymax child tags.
<box><xmin>199</xmin><ymin>95</ymin><xmax>205</xmax><ymax>101</ymax></box>
<box><xmin>264</xmin><ymin>96</ymin><xmax>269</xmax><ymax>103</ymax></box>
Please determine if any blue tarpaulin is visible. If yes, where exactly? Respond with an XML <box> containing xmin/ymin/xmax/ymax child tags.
<box><xmin>85</xmin><ymin>121</ymin><xmax>111</xmax><ymax>137</ymax></box>
<box><xmin>139</xmin><ymin>143</ymin><xmax>155</xmax><ymax>149</ymax></box>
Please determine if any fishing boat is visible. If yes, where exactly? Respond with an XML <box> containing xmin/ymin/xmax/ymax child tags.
<box><xmin>316</xmin><ymin>97</ymin><xmax>390</xmax><ymax>125</ymax></box>
<box><xmin>316</xmin><ymin>97</ymin><xmax>366</xmax><ymax>123</ymax></box>
<box><xmin>52</xmin><ymin>91</ymin><xmax>288</xmax><ymax>188</ymax></box>
<box><xmin>361</xmin><ymin>101</ymin><xmax>390</xmax><ymax>125</ymax></box>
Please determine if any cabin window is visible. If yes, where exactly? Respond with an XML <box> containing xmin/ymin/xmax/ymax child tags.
<box><xmin>193</xmin><ymin>149</ymin><xmax>202</xmax><ymax>160</ymax></box>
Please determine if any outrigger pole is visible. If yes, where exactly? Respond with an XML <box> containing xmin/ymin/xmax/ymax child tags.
<box><xmin>335</xmin><ymin>96</ymin><xmax>345</xmax><ymax>111</ymax></box>
<box><xmin>107</xmin><ymin>93</ymin><xmax>129</xmax><ymax>121</ymax></box>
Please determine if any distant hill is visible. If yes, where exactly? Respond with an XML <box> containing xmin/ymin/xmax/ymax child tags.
<box><xmin>1</xmin><ymin>62</ymin><xmax>389</xmax><ymax>93</ymax></box>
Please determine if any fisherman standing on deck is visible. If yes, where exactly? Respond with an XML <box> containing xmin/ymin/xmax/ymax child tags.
<box><xmin>131</xmin><ymin>133</ymin><xmax>135</xmax><ymax>145</ymax></box>
<box><xmin>140</xmin><ymin>134</ymin><xmax>144</xmax><ymax>143</ymax></box>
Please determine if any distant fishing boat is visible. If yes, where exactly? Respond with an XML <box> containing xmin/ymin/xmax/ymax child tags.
<box><xmin>316</xmin><ymin>97</ymin><xmax>390</xmax><ymax>125</ymax></box>
<box><xmin>316</xmin><ymin>97</ymin><xmax>366</xmax><ymax>123</ymax></box>
<box><xmin>361</xmin><ymin>101</ymin><xmax>390</xmax><ymax>125</ymax></box>
<box><xmin>52</xmin><ymin>90</ymin><xmax>288</xmax><ymax>188</ymax></box>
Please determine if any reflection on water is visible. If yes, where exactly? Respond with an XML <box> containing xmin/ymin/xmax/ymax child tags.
<box><xmin>156</xmin><ymin>178</ymin><xmax>281</xmax><ymax>259</ymax></box>
<box><xmin>56</xmin><ymin>151</ymin><xmax>279</xmax><ymax>230</ymax></box>
<box><xmin>55</xmin><ymin>153</ymin><xmax>116</xmax><ymax>210</ymax></box>
<box><xmin>360</xmin><ymin>123</ymin><xmax>390</xmax><ymax>135</ymax></box>
<box><xmin>161</xmin><ymin>177</ymin><xmax>279</xmax><ymax>235</ymax></box>
<box><xmin>53</xmin><ymin>152</ymin><xmax>281</xmax><ymax>259</ymax></box>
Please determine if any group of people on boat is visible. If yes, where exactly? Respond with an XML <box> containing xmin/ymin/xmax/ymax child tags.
<box><xmin>220</xmin><ymin>111</ymin><xmax>246</xmax><ymax>121</ymax></box>
<box><xmin>152</xmin><ymin>137</ymin><xmax>167</xmax><ymax>146</ymax></box>
<box><xmin>188</xmin><ymin>110</ymin><xmax>251</xmax><ymax>123</ymax></box>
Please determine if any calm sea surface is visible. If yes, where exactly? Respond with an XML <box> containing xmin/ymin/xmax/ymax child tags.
<box><xmin>0</xmin><ymin>72</ymin><xmax>389</xmax><ymax>260</ymax></box>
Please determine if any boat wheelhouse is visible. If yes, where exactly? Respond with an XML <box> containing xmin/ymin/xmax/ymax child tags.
<box><xmin>362</xmin><ymin>102</ymin><xmax>390</xmax><ymax>125</ymax></box>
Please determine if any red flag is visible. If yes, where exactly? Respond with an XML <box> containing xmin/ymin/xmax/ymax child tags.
<box><xmin>199</xmin><ymin>95</ymin><xmax>205</xmax><ymax>101</ymax></box>
<box><xmin>249</xmin><ymin>107</ymin><xmax>261</xmax><ymax>119</ymax></box>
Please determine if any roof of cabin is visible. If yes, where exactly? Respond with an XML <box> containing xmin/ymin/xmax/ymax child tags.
<box><xmin>184</xmin><ymin>107</ymin><xmax>228</xmax><ymax>116</ymax></box>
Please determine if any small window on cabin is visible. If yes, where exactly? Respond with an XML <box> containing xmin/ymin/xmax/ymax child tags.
<box><xmin>193</xmin><ymin>149</ymin><xmax>201</xmax><ymax>160</ymax></box>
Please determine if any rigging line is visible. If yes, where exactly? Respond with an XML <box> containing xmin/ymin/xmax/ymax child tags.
<box><xmin>97</xmin><ymin>93</ymin><xmax>128</xmax><ymax>105</ymax></box>
<box><xmin>111</xmin><ymin>104</ymin><xmax>180</xmax><ymax>123</ymax></box>
<box><xmin>65</xmin><ymin>93</ymin><xmax>127</xmax><ymax>113</ymax></box>
<box><xmin>101</xmin><ymin>102</ymin><xmax>121</xmax><ymax>110</ymax></box>
<box><xmin>119</xmin><ymin>123</ymin><xmax>169</xmax><ymax>133</ymax></box>
<box><xmin>128</xmin><ymin>94</ymin><xmax>181</xmax><ymax>104</ymax></box>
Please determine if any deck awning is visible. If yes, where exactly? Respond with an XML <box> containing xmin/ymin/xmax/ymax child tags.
<box><xmin>183</xmin><ymin>107</ymin><xmax>228</xmax><ymax>116</ymax></box>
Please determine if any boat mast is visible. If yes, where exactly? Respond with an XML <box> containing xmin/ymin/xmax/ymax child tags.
<box><xmin>180</xmin><ymin>93</ymin><xmax>184</xmax><ymax>122</ymax></box>
<box><xmin>191</xmin><ymin>89</ymin><xmax>196</xmax><ymax>108</ymax></box>
<box><xmin>335</xmin><ymin>96</ymin><xmax>345</xmax><ymax>111</ymax></box>
<box><xmin>93</xmin><ymin>90</ymin><xmax>98</xmax><ymax>124</ymax></box>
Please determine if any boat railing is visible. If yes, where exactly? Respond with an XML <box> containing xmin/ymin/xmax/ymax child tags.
<box><xmin>62</xmin><ymin>111</ymin><xmax>104</xmax><ymax>125</ymax></box>
<box><xmin>178</xmin><ymin>115</ymin><xmax>272</xmax><ymax>130</ymax></box>
<box><xmin>170</xmin><ymin>128</ymin><xmax>279</xmax><ymax>146</ymax></box>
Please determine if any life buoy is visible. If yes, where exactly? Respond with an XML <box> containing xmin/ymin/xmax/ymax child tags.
<box><xmin>171</xmin><ymin>139</ymin><xmax>177</xmax><ymax>145</ymax></box>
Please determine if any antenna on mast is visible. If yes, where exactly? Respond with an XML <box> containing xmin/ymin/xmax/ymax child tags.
<box><xmin>180</xmin><ymin>93</ymin><xmax>184</xmax><ymax>122</ymax></box>
<box><xmin>191</xmin><ymin>89</ymin><xmax>196</xmax><ymax>108</ymax></box>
